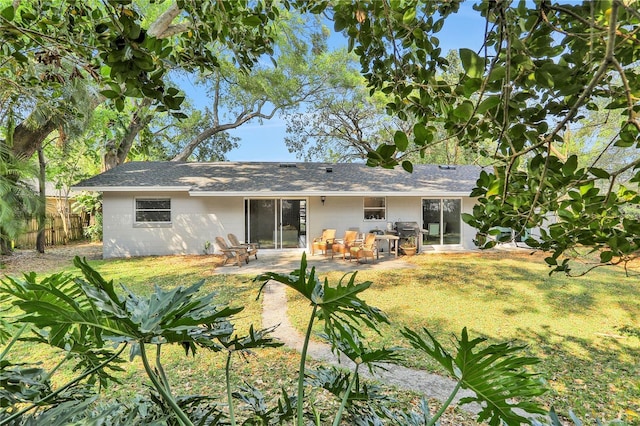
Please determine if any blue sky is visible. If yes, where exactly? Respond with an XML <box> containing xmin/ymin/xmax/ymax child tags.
<box><xmin>221</xmin><ymin>3</ymin><xmax>487</xmax><ymax>162</ymax></box>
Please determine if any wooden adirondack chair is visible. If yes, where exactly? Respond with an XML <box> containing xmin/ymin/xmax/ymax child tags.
<box><xmin>227</xmin><ymin>233</ymin><xmax>258</xmax><ymax>260</ymax></box>
<box><xmin>215</xmin><ymin>236</ymin><xmax>249</xmax><ymax>267</ymax></box>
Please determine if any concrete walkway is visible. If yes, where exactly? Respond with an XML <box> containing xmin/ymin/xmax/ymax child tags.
<box><xmin>254</xmin><ymin>252</ymin><xmax>483</xmax><ymax>415</ymax></box>
<box><xmin>223</xmin><ymin>250</ymin><xmax>536</xmax><ymax>419</ymax></box>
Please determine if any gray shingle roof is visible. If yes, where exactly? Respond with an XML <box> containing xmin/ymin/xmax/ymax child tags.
<box><xmin>73</xmin><ymin>161</ymin><xmax>482</xmax><ymax>195</ymax></box>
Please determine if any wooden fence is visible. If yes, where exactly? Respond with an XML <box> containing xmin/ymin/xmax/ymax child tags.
<box><xmin>14</xmin><ymin>214</ymin><xmax>85</xmax><ymax>249</ymax></box>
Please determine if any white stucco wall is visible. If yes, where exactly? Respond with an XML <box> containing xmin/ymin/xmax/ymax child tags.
<box><xmin>102</xmin><ymin>192</ymin><xmax>246</xmax><ymax>258</ymax></box>
<box><xmin>461</xmin><ymin>197</ymin><xmax>478</xmax><ymax>250</ymax></box>
<box><xmin>308</xmin><ymin>195</ymin><xmax>480</xmax><ymax>251</ymax></box>
<box><xmin>102</xmin><ymin>193</ymin><xmax>480</xmax><ymax>258</ymax></box>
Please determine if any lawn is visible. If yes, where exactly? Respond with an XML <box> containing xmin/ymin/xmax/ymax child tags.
<box><xmin>2</xmin><ymin>248</ymin><xmax>639</xmax><ymax>424</ymax></box>
<box><xmin>3</xmin><ymin>252</ymin><xmax>465</xmax><ymax>424</ymax></box>
<box><xmin>285</xmin><ymin>250</ymin><xmax>640</xmax><ymax>423</ymax></box>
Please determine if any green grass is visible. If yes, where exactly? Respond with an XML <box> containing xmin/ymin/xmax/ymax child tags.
<box><xmin>4</xmin><ymin>250</ymin><xmax>639</xmax><ymax>424</ymax></box>
<box><xmin>3</xmin><ymin>253</ymin><xmax>462</xmax><ymax>424</ymax></box>
<box><xmin>3</xmin><ymin>255</ymin><xmax>287</xmax><ymax>417</ymax></box>
<box><xmin>286</xmin><ymin>250</ymin><xmax>640</xmax><ymax>423</ymax></box>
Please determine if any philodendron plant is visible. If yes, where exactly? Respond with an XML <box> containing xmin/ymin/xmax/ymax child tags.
<box><xmin>0</xmin><ymin>253</ymin><xmax>604</xmax><ymax>425</ymax></box>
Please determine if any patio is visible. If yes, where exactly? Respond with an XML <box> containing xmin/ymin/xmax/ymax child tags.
<box><xmin>212</xmin><ymin>249</ymin><xmax>417</xmax><ymax>275</ymax></box>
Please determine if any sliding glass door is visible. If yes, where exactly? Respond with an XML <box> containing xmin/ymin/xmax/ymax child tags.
<box><xmin>422</xmin><ymin>198</ymin><xmax>461</xmax><ymax>245</ymax></box>
<box><xmin>245</xmin><ymin>198</ymin><xmax>306</xmax><ymax>249</ymax></box>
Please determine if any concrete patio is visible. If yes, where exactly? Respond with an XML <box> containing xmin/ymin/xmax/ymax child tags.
<box><xmin>213</xmin><ymin>249</ymin><xmax>418</xmax><ymax>275</ymax></box>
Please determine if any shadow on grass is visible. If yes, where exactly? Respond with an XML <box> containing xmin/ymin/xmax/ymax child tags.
<box><xmin>513</xmin><ymin>326</ymin><xmax>640</xmax><ymax>422</ymax></box>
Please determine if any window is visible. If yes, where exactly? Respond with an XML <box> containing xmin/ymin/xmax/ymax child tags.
<box><xmin>135</xmin><ymin>198</ymin><xmax>171</xmax><ymax>223</ymax></box>
<box><xmin>363</xmin><ymin>197</ymin><xmax>386</xmax><ymax>220</ymax></box>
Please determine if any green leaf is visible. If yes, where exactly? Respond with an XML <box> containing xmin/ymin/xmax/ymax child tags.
<box><xmin>242</xmin><ymin>16</ymin><xmax>262</xmax><ymax>27</ymax></box>
<box><xmin>589</xmin><ymin>167</ymin><xmax>610</xmax><ymax>179</ymax></box>
<box><xmin>257</xmin><ymin>254</ymin><xmax>388</xmax><ymax>355</ymax></box>
<box><xmin>453</xmin><ymin>101</ymin><xmax>474</xmax><ymax>121</ymax></box>
<box><xmin>524</xmin><ymin>237</ymin><xmax>540</xmax><ymax>248</ymax></box>
<box><xmin>115</xmin><ymin>97</ymin><xmax>125</xmax><ymax>112</ymax></box>
<box><xmin>413</xmin><ymin>123</ymin><xmax>428</xmax><ymax>144</ymax></box>
<box><xmin>402</xmin><ymin>8</ymin><xmax>416</xmax><ymax>24</ymax></box>
<box><xmin>100</xmin><ymin>90</ymin><xmax>120</xmax><ymax>99</ymax></box>
<box><xmin>394</xmin><ymin>130</ymin><xmax>409</xmax><ymax>151</ymax></box>
<box><xmin>403</xmin><ymin>327</ymin><xmax>547</xmax><ymax>425</ymax></box>
<box><xmin>488</xmin><ymin>66</ymin><xmax>505</xmax><ymax>82</ymax></box>
<box><xmin>401</xmin><ymin>160</ymin><xmax>413</xmax><ymax>173</ymax></box>
<box><xmin>476</xmin><ymin>96</ymin><xmax>501</xmax><ymax>114</ymax></box>
<box><xmin>378</xmin><ymin>144</ymin><xmax>396</xmax><ymax>160</ymax></box>
<box><xmin>486</xmin><ymin>179</ymin><xmax>501</xmax><ymax>197</ymax></box>
<box><xmin>11</xmin><ymin>51</ymin><xmax>27</xmax><ymax>63</ymax></box>
<box><xmin>459</xmin><ymin>48</ymin><xmax>484</xmax><ymax>78</ymax></box>
<box><xmin>561</xmin><ymin>155</ymin><xmax>578</xmax><ymax>176</ymax></box>
<box><xmin>600</xmin><ymin>251</ymin><xmax>613</xmax><ymax>263</ymax></box>
<box><xmin>461</xmin><ymin>213</ymin><xmax>476</xmax><ymax>225</ymax></box>
<box><xmin>1</xmin><ymin>6</ymin><xmax>15</xmax><ymax>21</ymax></box>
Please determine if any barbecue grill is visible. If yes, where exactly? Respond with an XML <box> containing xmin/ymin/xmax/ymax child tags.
<box><xmin>394</xmin><ymin>221</ymin><xmax>425</xmax><ymax>251</ymax></box>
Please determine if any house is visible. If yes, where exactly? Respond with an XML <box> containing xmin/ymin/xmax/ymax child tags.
<box><xmin>72</xmin><ymin>161</ymin><xmax>483</xmax><ymax>259</ymax></box>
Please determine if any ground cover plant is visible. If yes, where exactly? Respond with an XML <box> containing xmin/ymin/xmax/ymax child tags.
<box><xmin>0</xmin><ymin>249</ymin><xmax>568</xmax><ymax>425</ymax></box>
<box><xmin>1</xmin><ymin>253</ymin><xmax>294</xmax><ymax>418</ymax></box>
<box><xmin>285</xmin><ymin>250</ymin><xmax>640</xmax><ymax>423</ymax></box>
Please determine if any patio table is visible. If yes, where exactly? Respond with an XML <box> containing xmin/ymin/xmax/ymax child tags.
<box><xmin>374</xmin><ymin>234</ymin><xmax>399</xmax><ymax>259</ymax></box>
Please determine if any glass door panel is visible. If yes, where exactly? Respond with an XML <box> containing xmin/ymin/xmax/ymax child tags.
<box><xmin>247</xmin><ymin>199</ymin><xmax>276</xmax><ymax>249</ymax></box>
<box><xmin>422</xmin><ymin>199</ymin><xmax>441</xmax><ymax>245</ymax></box>
<box><xmin>246</xmin><ymin>198</ymin><xmax>307</xmax><ymax>249</ymax></box>
<box><xmin>422</xmin><ymin>198</ymin><xmax>461</xmax><ymax>245</ymax></box>
<box><xmin>280</xmin><ymin>199</ymin><xmax>306</xmax><ymax>249</ymax></box>
<box><xmin>442</xmin><ymin>199</ymin><xmax>461</xmax><ymax>244</ymax></box>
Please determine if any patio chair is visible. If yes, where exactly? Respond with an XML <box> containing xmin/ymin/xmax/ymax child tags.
<box><xmin>228</xmin><ymin>233</ymin><xmax>258</xmax><ymax>260</ymax></box>
<box><xmin>332</xmin><ymin>230</ymin><xmax>358</xmax><ymax>260</ymax></box>
<box><xmin>349</xmin><ymin>233</ymin><xmax>378</xmax><ymax>263</ymax></box>
<box><xmin>215</xmin><ymin>236</ymin><xmax>249</xmax><ymax>267</ymax></box>
<box><xmin>311</xmin><ymin>228</ymin><xmax>336</xmax><ymax>256</ymax></box>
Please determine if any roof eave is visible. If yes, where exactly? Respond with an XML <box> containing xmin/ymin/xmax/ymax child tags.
<box><xmin>188</xmin><ymin>190</ymin><xmax>473</xmax><ymax>197</ymax></box>
<box><xmin>72</xmin><ymin>186</ymin><xmax>192</xmax><ymax>192</ymax></box>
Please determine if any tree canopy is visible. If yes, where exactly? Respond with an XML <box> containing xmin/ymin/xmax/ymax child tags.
<box><xmin>1</xmin><ymin>0</ymin><xmax>639</xmax><ymax>271</ymax></box>
<box><xmin>326</xmin><ymin>0</ymin><xmax>640</xmax><ymax>272</ymax></box>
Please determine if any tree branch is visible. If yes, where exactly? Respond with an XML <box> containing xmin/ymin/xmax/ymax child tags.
<box><xmin>147</xmin><ymin>1</ymin><xmax>190</xmax><ymax>39</ymax></box>
<box><xmin>170</xmin><ymin>106</ymin><xmax>282</xmax><ymax>162</ymax></box>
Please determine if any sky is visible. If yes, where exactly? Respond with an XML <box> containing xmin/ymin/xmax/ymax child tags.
<box><xmin>205</xmin><ymin>3</ymin><xmax>488</xmax><ymax>162</ymax></box>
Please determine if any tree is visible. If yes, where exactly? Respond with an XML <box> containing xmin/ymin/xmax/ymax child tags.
<box><xmin>282</xmin><ymin>53</ymin><xmax>419</xmax><ymax>163</ymax></box>
<box><xmin>1</xmin><ymin>1</ymin><xmax>338</xmax><ymax>170</ymax></box>
<box><xmin>168</xmin><ymin>12</ymin><xmax>338</xmax><ymax>163</ymax></box>
<box><xmin>284</xmin><ymin>49</ymin><xmax>488</xmax><ymax>165</ymax></box>
<box><xmin>146</xmin><ymin>106</ymin><xmax>240</xmax><ymax>162</ymax></box>
<box><xmin>0</xmin><ymin>0</ymin><xmax>283</xmax><ymax>158</ymax></box>
<box><xmin>284</xmin><ymin>59</ymin><xmax>410</xmax><ymax>162</ymax></box>
<box><xmin>0</xmin><ymin>144</ymin><xmax>39</xmax><ymax>255</ymax></box>
<box><xmin>0</xmin><ymin>1</ymin><xmax>337</xmax><ymax>253</ymax></box>
<box><xmin>2</xmin><ymin>0</ymin><xmax>640</xmax><ymax>271</ymax></box>
<box><xmin>326</xmin><ymin>0</ymin><xmax>640</xmax><ymax>273</ymax></box>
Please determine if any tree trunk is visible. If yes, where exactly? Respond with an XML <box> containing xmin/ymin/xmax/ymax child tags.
<box><xmin>103</xmin><ymin>99</ymin><xmax>153</xmax><ymax>170</ymax></box>
<box><xmin>0</xmin><ymin>239</ymin><xmax>11</xmax><ymax>256</ymax></box>
<box><xmin>12</xmin><ymin>120</ymin><xmax>58</xmax><ymax>160</ymax></box>
<box><xmin>36</xmin><ymin>146</ymin><xmax>46</xmax><ymax>253</ymax></box>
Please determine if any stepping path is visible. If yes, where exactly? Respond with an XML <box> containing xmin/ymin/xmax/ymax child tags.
<box><xmin>260</xmin><ymin>280</ymin><xmax>482</xmax><ymax>414</ymax></box>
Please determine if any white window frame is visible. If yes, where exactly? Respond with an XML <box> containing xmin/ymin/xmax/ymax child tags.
<box><xmin>363</xmin><ymin>196</ymin><xmax>386</xmax><ymax>221</ymax></box>
<box><xmin>134</xmin><ymin>197</ymin><xmax>172</xmax><ymax>227</ymax></box>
